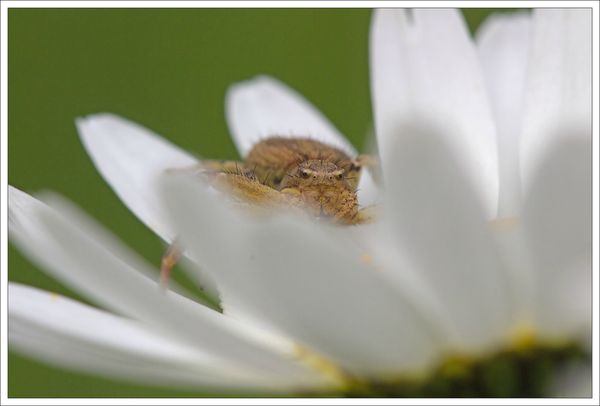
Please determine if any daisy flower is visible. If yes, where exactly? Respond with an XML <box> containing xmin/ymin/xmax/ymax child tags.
<box><xmin>8</xmin><ymin>8</ymin><xmax>591</xmax><ymax>397</ymax></box>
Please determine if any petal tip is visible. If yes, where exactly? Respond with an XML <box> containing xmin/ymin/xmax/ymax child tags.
<box><xmin>225</xmin><ymin>74</ymin><xmax>282</xmax><ymax>105</ymax></box>
<box><xmin>75</xmin><ymin>112</ymin><xmax>122</xmax><ymax>127</ymax></box>
<box><xmin>75</xmin><ymin>112</ymin><xmax>129</xmax><ymax>145</ymax></box>
<box><xmin>475</xmin><ymin>10</ymin><xmax>531</xmax><ymax>43</ymax></box>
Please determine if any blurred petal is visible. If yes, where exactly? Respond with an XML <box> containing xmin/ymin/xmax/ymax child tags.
<box><xmin>521</xmin><ymin>135</ymin><xmax>591</xmax><ymax>340</ymax></box>
<box><xmin>370</xmin><ymin>9</ymin><xmax>498</xmax><ymax>218</ymax></box>
<box><xmin>77</xmin><ymin>113</ymin><xmax>198</xmax><ymax>243</ymax></box>
<box><xmin>477</xmin><ymin>12</ymin><xmax>532</xmax><ymax>217</ymax></box>
<box><xmin>9</xmin><ymin>283</ymin><xmax>282</xmax><ymax>390</ymax></box>
<box><xmin>225</xmin><ymin>75</ymin><xmax>356</xmax><ymax>158</ymax></box>
<box><xmin>8</xmin><ymin>186</ymin><xmax>324</xmax><ymax>388</ymax></box>
<box><xmin>77</xmin><ymin>113</ymin><xmax>218</xmax><ymax>297</ymax></box>
<box><xmin>161</xmin><ymin>176</ymin><xmax>445</xmax><ymax>377</ymax></box>
<box><xmin>520</xmin><ymin>9</ymin><xmax>592</xmax><ymax>191</ymax></box>
<box><xmin>382</xmin><ymin>121</ymin><xmax>515</xmax><ymax>351</ymax></box>
<box><xmin>550</xmin><ymin>362</ymin><xmax>592</xmax><ymax>398</ymax></box>
<box><xmin>356</xmin><ymin>169</ymin><xmax>379</xmax><ymax>207</ymax></box>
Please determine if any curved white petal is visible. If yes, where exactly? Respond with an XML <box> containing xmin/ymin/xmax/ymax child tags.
<box><xmin>225</xmin><ymin>75</ymin><xmax>379</xmax><ymax>207</ymax></box>
<box><xmin>76</xmin><ymin>113</ymin><xmax>218</xmax><ymax>297</ymax></box>
<box><xmin>381</xmin><ymin>121</ymin><xmax>515</xmax><ymax>352</ymax></box>
<box><xmin>161</xmin><ymin>175</ymin><xmax>444</xmax><ymax>377</ymax></box>
<box><xmin>356</xmin><ymin>132</ymin><xmax>381</xmax><ymax>207</ymax></box>
<box><xmin>9</xmin><ymin>282</ymin><xmax>282</xmax><ymax>390</ymax></box>
<box><xmin>521</xmin><ymin>136</ymin><xmax>591</xmax><ymax>340</ymax></box>
<box><xmin>356</xmin><ymin>169</ymin><xmax>379</xmax><ymax>208</ymax></box>
<box><xmin>520</xmin><ymin>9</ymin><xmax>592</xmax><ymax>191</ymax></box>
<box><xmin>225</xmin><ymin>75</ymin><xmax>356</xmax><ymax>158</ymax></box>
<box><xmin>476</xmin><ymin>12</ymin><xmax>532</xmax><ymax>217</ymax></box>
<box><xmin>77</xmin><ymin>113</ymin><xmax>198</xmax><ymax>243</ymax></box>
<box><xmin>7</xmin><ymin>186</ymin><xmax>324</xmax><ymax>389</ymax></box>
<box><xmin>370</xmin><ymin>9</ymin><xmax>498</xmax><ymax>218</ymax></box>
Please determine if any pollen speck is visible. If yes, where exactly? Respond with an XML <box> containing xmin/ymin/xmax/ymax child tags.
<box><xmin>489</xmin><ymin>216</ymin><xmax>520</xmax><ymax>231</ymax></box>
<box><xmin>359</xmin><ymin>253</ymin><xmax>373</xmax><ymax>265</ymax></box>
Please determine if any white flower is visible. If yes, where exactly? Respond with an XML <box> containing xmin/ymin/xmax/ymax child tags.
<box><xmin>8</xmin><ymin>9</ymin><xmax>591</xmax><ymax>397</ymax></box>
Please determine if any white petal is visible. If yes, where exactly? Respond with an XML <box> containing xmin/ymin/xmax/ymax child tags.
<box><xmin>520</xmin><ymin>9</ymin><xmax>592</xmax><ymax>191</ymax></box>
<box><xmin>382</xmin><ymin>121</ymin><xmax>514</xmax><ymax>351</ymax></box>
<box><xmin>356</xmin><ymin>169</ymin><xmax>379</xmax><ymax>208</ymax></box>
<box><xmin>476</xmin><ymin>12</ymin><xmax>532</xmax><ymax>217</ymax></box>
<box><xmin>370</xmin><ymin>9</ymin><xmax>498</xmax><ymax>218</ymax></box>
<box><xmin>8</xmin><ymin>186</ymin><xmax>324</xmax><ymax>388</ymax></box>
<box><xmin>161</xmin><ymin>175</ymin><xmax>444</xmax><ymax>377</ymax></box>
<box><xmin>76</xmin><ymin>113</ymin><xmax>218</xmax><ymax>297</ymax></box>
<box><xmin>225</xmin><ymin>75</ymin><xmax>356</xmax><ymax>158</ymax></box>
<box><xmin>226</xmin><ymin>75</ymin><xmax>379</xmax><ymax>208</ymax></box>
<box><xmin>521</xmin><ymin>136</ymin><xmax>591</xmax><ymax>340</ymax></box>
<box><xmin>9</xmin><ymin>282</ymin><xmax>280</xmax><ymax>390</ymax></box>
<box><xmin>77</xmin><ymin>113</ymin><xmax>198</xmax><ymax>243</ymax></box>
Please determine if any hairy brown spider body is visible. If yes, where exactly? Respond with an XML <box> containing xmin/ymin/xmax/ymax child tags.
<box><xmin>161</xmin><ymin>136</ymin><xmax>378</xmax><ymax>287</ymax></box>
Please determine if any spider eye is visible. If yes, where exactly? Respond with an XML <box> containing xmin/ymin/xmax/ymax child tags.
<box><xmin>300</xmin><ymin>170</ymin><xmax>310</xmax><ymax>179</ymax></box>
<box><xmin>336</xmin><ymin>173</ymin><xmax>344</xmax><ymax>180</ymax></box>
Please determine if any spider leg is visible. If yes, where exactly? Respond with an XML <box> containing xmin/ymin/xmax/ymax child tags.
<box><xmin>202</xmin><ymin>160</ymin><xmax>251</xmax><ymax>176</ymax></box>
<box><xmin>165</xmin><ymin>160</ymin><xmax>250</xmax><ymax>177</ymax></box>
<box><xmin>160</xmin><ymin>240</ymin><xmax>181</xmax><ymax>290</ymax></box>
<box><xmin>211</xmin><ymin>172</ymin><xmax>303</xmax><ymax>210</ymax></box>
<box><xmin>351</xmin><ymin>205</ymin><xmax>381</xmax><ymax>225</ymax></box>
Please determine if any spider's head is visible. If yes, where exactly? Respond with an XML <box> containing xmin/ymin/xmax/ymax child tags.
<box><xmin>280</xmin><ymin>159</ymin><xmax>358</xmax><ymax>221</ymax></box>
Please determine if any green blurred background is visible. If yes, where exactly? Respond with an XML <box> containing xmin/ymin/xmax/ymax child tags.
<box><xmin>8</xmin><ymin>8</ymin><xmax>510</xmax><ymax>397</ymax></box>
